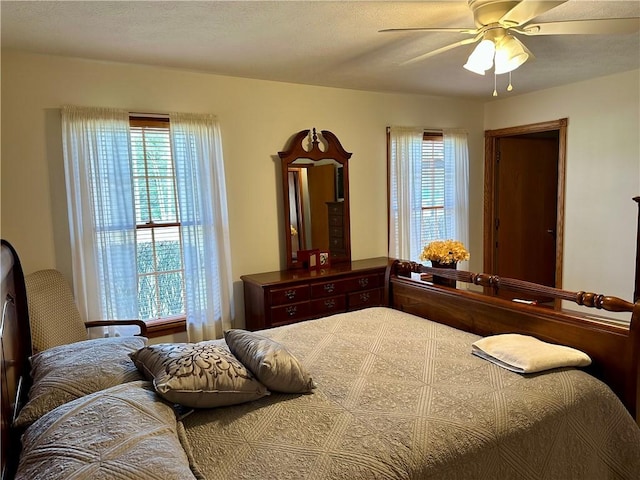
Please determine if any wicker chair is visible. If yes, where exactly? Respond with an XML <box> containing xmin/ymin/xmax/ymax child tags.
<box><xmin>24</xmin><ymin>269</ymin><xmax>147</xmax><ymax>353</ymax></box>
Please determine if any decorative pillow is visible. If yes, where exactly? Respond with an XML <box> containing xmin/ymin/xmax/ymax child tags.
<box><xmin>471</xmin><ymin>333</ymin><xmax>592</xmax><ymax>373</ymax></box>
<box><xmin>14</xmin><ymin>336</ymin><xmax>147</xmax><ymax>427</ymax></box>
<box><xmin>15</xmin><ymin>381</ymin><xmax>202</xmax><ymax>480</ymax></box>
<box><xmin>224</xmin><ymin>329</ymin><xmax>315</xmax><ymax>393</ymax></box>
<box><xmin>130</xmin><ymin>342</ymin><xmax>269</xmax><ymax>408</ymax></box>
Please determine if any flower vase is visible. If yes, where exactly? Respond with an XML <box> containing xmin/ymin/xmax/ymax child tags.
<box><xmin>431</xmin><ymin>261</ymin><xmax>457</xmax><ymax>288</ymax></box>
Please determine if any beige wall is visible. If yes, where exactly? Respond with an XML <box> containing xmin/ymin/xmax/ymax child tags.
<box><xmin>3</xmin><ymin>51</ymin><xmax>637</xmax><ymax>330</ymax></box>
<box><xmin>484</xmin><ymin>69</ymin><xmax>640</xmax><ymax>308</ymax></box>
<box><xmin>1</xmin><ymin>51</ymin><xmax>485</xmax><ymax>331</ymax></box>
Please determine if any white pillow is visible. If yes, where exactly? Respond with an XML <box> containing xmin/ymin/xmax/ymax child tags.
<box><xmin>472</xmin><ymin>334</ymin><xmax>591</xmax><ymax>373</ymax></box>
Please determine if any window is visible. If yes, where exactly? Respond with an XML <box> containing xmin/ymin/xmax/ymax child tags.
<box><xmin>63</xmin><ymin>106</ymin><xmax>233</xmax><ymax>341</ymax></box>
<box><xmin>130</xmin><ymin>117</ymin><xmax>186</xmax><ymax>323</ymax></box>
<box><xmin>388</xmin><ymin>127</ymin><xmax>469</xmax><ymax>262</ymax></box>
<box><xmin>420</xmin><ymin>133</ymin><xmax>445</xmax><ymax>247</ymax></box>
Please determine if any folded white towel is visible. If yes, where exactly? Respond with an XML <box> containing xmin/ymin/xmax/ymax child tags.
<box><xmin>472</xmin><ymin>333</ymin><xmax>591</xmax><ymax>373</ymax></box>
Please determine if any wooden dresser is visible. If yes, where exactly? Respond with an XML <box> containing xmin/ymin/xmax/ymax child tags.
<box><xmin>241</xmin><ymin>257</ymin><xmax>388</xmax><ymax>331</ymax></box>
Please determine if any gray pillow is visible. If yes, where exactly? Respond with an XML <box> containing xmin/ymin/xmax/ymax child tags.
<box><xmin>130</xmin><ymin>342</ymin><xmax>269</xmax><ymax>408</ymax></box>
<box><xmin>15</xmin><ymin>336</ymin><xmax>147</xmax><ymax>427</ymax></box>
<box><xmin>15</xmin><ymin>381</ymin><xmax>202</xmax><ymax>480</ymax></box>
<box><xmin>224</xmin><ymin>329</ymin><xmax>315</xmax><ymax>393</ymax></box>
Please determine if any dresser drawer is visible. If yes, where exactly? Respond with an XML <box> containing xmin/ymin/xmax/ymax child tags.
<box><xmin>327</xmin><ymin>203</ymin><xmax>343</xmax><ymax>216</ymax></box>
<box><xmin>269</xmin><ymin>285</ymin><xmax>310</xmax><ymax>306</ymax></box>
<box><xmin>348</xmin><ymin>288</ymin><xmax>382</xmax><ymax>310</ymax></box>
<box><xmin>329</xmin><ymin>226</ymin><xmax>343</xmax><ymax>237</ymax></box>
<box><xmin>328</xmin><ymin>214</ymin><xmax>343</xmax><ymax>227</ymax></box>
<box><xmin>344</xmin><ymin>274</ymin><xmax>381</xmax><ymax>292</ymax></box>
<box><xmin>310</xmin><ymin>295</ymin><xmax>346</xmax><ymax>316</ymax></box>
<box><xmin>271</xmin><ymin>301</ymin><xmax>310</xmax><ymax>325</ymax></box>
<box><xmin>329</xmin><ymin>236</ymin><xmax>345</xmax><ymax>252</ymax></box>
<box><xmin>310</xmin><ymin>279</ymin><xmax>347</xmax><ymax>298</ymax></box>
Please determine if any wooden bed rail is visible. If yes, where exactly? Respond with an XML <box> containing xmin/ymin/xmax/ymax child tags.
<box><xmin>395</xmin><ymin>261</ymin><xmax>637</xmax><ymax>313</ymax></box>
<box><xmin>386</xmin><ymin>259</ymin><xmax>640</xmax><ymax>425</ymax></box>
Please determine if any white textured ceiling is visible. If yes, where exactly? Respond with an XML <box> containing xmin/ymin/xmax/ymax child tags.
<box><xmin>1</xmin><ymin>1</ymin><xmax>639</xmax><ymax>100</ymax></box>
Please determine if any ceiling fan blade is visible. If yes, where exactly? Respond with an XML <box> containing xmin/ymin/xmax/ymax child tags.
<box><xmin>400</xmin><ymin>34</ymin><xmax>482</xmax><ymax>66</ymax></box>
<box><xmin>379</xmin><ymin>27</ymin><xmax>478</xmax><ymax>35</ymax></box>
<box><xmin>499</xmin><ymin>0</ymin><xmax>567</xmax><ymax>28</ymax></box>
<box><xmin>518</xmin><ymin>18</ymin><xmax>640</xmax><ymax>36</ymax></box>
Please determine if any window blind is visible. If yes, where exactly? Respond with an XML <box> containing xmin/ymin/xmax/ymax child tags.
<box><xmin>130</xmin><ymin>118</ymin><xmax>185</xmax><ymax>320</ymax></box>
<box><xmin>421</xmin><ymin>134</ymin><xmax>445</xmax><ymax>245</ymax></box>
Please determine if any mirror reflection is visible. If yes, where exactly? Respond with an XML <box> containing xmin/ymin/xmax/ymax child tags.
<box><xmin>288</xmin><ymin>160</ymin><xmax>344</xmax><ymax>261</ymax></box>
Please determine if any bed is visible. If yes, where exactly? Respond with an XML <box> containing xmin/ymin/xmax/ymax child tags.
<box><xmin>2</xmin><ymin>240</ymin><xmax>639</xmax><ymax>479</ymax></box>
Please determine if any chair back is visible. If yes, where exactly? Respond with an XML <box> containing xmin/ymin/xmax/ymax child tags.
<box><xmin>24</xmin><ymin>269</ymin><xmax>88</xmax><ymax>352</ymax></box>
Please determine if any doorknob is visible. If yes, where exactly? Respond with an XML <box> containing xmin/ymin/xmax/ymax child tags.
<box><xmin>546</xmin><ymin>229</ymin><xmax>556</xmax><ymax>238</ymax></box>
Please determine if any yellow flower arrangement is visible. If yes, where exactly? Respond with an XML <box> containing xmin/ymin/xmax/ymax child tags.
<box><xmin>290</xmin><ymin>225</ymin><xmax>298</xmax><ymax>236</ymax></box>
<box><xmin>419</xmin><ymin>239</ymin><xmax>469</xmax><ymax>265</ymax></box>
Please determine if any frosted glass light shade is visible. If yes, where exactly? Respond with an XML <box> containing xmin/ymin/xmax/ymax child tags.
<box><xmin>463</xmin><ymin>39</ymin><xmax>495</xmax><ymax>75</ymax></box>
<box><xmin>494</xmin><ymin>35</ymin><xmax>528</xmax><ymax>74</ymax></box>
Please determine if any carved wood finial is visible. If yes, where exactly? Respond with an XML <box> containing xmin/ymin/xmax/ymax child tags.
<box><xmin>278</xmin><ymin>128</ymin><xmax>352</xmax><ymax>163</ymax></box>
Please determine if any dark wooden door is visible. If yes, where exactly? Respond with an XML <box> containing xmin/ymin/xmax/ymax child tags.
<box><xmin>494</xmin><ymin>135</ymin><xmax>559</xmax><ymax>290</ymax></box>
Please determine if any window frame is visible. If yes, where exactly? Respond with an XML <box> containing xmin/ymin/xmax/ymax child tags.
<box><xmin>129</xmin><ymin>116</ymin><xmax>186</xmax><ymax>337</ymax></box>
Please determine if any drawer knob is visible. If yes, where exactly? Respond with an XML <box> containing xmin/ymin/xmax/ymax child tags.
<box><xmin>324</xmin><ymin>299</ymin><xmax>336</xmax><ymax>309</ymax></box>
<box><xmin>360</xmin><ymin>292</ymin><xmax>370</xmax><ymax>302</ymax></box>
<box><xmin>358</xmin><ymin>278</ymin><xmax>369</xmax><ymax>288</ymax></box>
<box><xmin>324</xmin><ymin>283</ymin><xmax>335</xmax><ymax>293</ymax></box>
<box><xmin>286</xmin><ymin>306</ymin><xmax>297</xmax><ymax>316</ymax></box>
<box><xmin>284</xmin><ymin>289</ymin><xmax>296</xmax><ymax>299</ymax></box>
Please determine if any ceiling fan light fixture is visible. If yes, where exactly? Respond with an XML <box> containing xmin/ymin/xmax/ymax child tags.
<box><xmin>494</xmin><ymin>34</ymin><xmax>528</xmax><ymax>74</ymax></box>
<box><xmin>463</xmin><ymin>38</ymin><xmax>495</xmax><ymax>75</ymax></box>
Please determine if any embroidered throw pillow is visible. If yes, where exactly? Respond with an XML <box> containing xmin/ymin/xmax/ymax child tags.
<box><xmin>130</xmin><ymin>342</ymin><xmax>269</xmax><ymax>408</ymax></box>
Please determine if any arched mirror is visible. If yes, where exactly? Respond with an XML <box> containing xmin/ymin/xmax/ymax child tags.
<box><xmin>279</xmin><ymin>129</ymin><xmax>351</xmax><ymax>269</ymax></box>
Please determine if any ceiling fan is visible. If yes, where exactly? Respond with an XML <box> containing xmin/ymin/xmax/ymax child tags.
<box><xmin>380</xmin><ymin>0</ymin><xmax>639</xmax><ymax>93</ymax></box>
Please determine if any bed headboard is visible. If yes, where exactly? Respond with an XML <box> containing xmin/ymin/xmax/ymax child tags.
<box><xmin>386</xmin><ymin>260</ymin><xmax>640</xmax><ymax>425</ymax></box>
<box><xmin>1</xmin><ymin>240</ymin><xmax>32</xmax><ymax>480</ymax></box>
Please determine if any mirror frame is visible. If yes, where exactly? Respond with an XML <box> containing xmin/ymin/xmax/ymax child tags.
<box><xmin>279</xmin><ymin>129</ymin><xmax>352</xmax><ymax>269</ymax></box>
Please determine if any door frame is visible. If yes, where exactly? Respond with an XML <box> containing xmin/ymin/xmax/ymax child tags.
<box><xmin>483</xmin><ymin>118</ymin><xmax>568</xmax><ymax>288</ymax></box>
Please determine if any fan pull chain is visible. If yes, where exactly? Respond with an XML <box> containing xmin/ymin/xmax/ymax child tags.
<box><xmin>507</xmin><ymin>71</ymin><xmax>513</xmax><ymax>92</ymax></box>
<box><xmin>493</xmin><ymin>72</ymin><xmax>498</xmax><ymax>97</ymax></box>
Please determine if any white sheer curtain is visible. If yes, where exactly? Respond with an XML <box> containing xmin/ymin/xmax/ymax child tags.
<box><xmin>170</xmin><ymin>113</ymin><xmax>234</xmax><ymax>341</ymax></box>
<box><xmin>444</xmin><ymin>129</ymin><xmax>470</xmax><ymax>271</ymax></box>
<box><xmin>388</xmin><ymin>126</ymin><xmax>470</xmax><ymax>267</ymax></box>
<box><xmin>61</xmin><ymin>106</ymin><xmax>138</xmax><ymax>324</ymax></box>
<box><xmin>388</xmin><ymin>127</ymin><xmax>424</xmax><ymax>261</ymax></box>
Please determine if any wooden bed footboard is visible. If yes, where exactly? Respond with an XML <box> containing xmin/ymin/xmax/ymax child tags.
<box><xmin>385</xmin><ymin>260</ymin><xmax>640</xmax><ymax>425</ymax></box>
